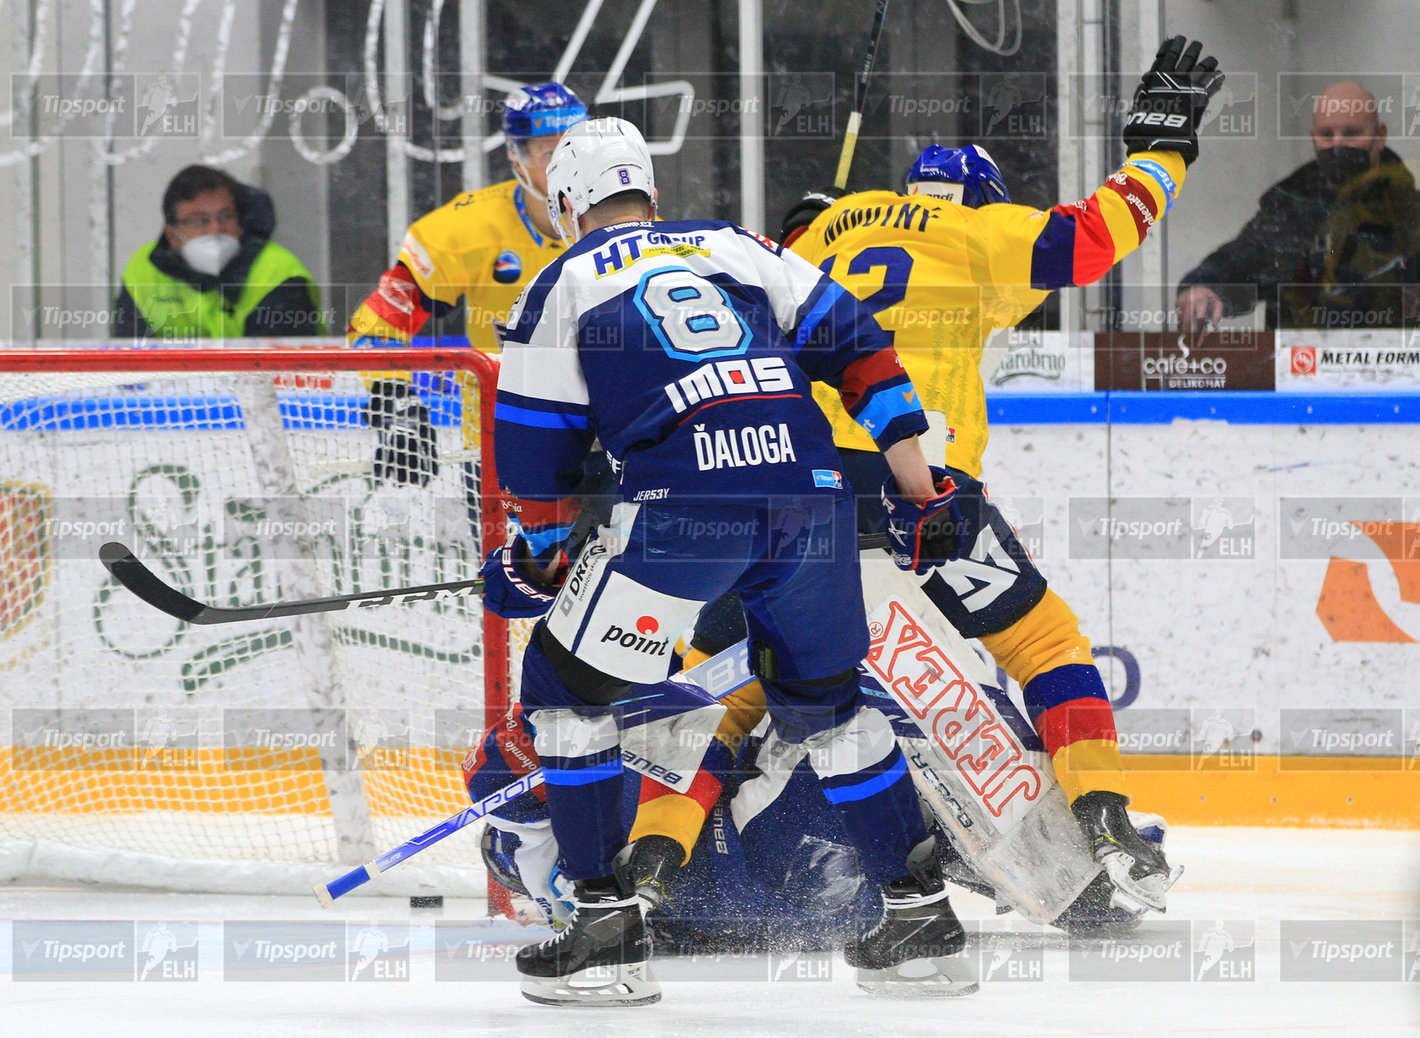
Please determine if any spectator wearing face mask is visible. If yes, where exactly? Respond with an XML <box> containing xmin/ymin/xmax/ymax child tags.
<box><xmin>1176</xmin><ymin>81</ymin><xmax>1420</xmax><ymax>331</ymax></box>
<box><xmin>112</xmin><ymin>164</ymin><xmax>324</xmax><ymax>340</ymax></box>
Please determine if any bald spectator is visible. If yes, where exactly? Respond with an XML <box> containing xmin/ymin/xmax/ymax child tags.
<box><xmin>1177</xmin><ymin>81</ymin><xmax>1420</xmax><ymax>330</ymax></box>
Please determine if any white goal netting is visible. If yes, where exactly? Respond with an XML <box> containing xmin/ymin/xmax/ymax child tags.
<box><xmin>0</xmin><ymin>345</ymin><xmax>520</xmax><ymax>895</ymax></box>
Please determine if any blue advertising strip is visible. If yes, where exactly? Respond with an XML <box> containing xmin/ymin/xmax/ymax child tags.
<box><xmin>5</xmin><ymin>388</ymin><xmax>1420</xmax><ymax>432</ymax></box>
<box><xmin>987</xmin><ymin>392</ymin><xmax>1420</xmax><ymax>425</ymax></box>
<box><xmin>2</xmin><ymin>393</ymin><xmax>462</xmax><ymax>431</ymax></box>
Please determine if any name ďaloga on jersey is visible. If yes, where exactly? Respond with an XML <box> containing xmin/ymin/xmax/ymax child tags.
<box><xmin>496</xmin><ymin>219</ymin><xmax>923</xmax><ymax>502</ymax></box>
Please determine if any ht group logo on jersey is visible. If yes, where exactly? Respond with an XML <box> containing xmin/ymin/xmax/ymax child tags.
<box><xmin>1192</xmin><ymin>920</ymin><xmax>1255</xmax><ymax>981</ymax></box>
<box><xmin>1280</xmin><ymin>920</ymin><xmax>1402</xmax><ymax>981</ymax></box>
<box><xmin>1069</xmin><ymin>921</ymin><xmax>1191</xmax><ymax>981</ymax></box>
<box><xmin>1279</xmin><ymin>497</ymin><xmax>1420</xmax><ymax>643</ymax></box>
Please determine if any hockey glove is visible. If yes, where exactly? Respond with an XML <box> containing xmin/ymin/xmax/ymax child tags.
<box><xmin>1122</xmin><ymin>36</ymin><xmax>1224</xmax><ymax>166</ymax></box>
<box><xmin>882</xmin><ymin>466</ymin><xmax>964</xmax><ymax>574</ymax></box>
<box><xmin>479</xmin><ymin>533</ymin><xmax>563</xmax><ymax>619</ymax></box>
<box><xmin>363</xmin><ymin>378</ymin><xmax>439</xmax><ymax>487</ymax></box>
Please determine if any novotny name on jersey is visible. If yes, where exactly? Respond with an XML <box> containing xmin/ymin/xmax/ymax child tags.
<box><xmin>665</xmin><ymin>356</ymin><xmax>796</xmax><ymax>413</ymax></box>
<box><xmin>693</xmin><ymin>423</ymin><xmax>797</xmax><ymax>471</ymax></box>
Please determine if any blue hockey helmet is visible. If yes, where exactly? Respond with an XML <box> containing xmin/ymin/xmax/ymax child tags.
<box><xmin>501</xmin><ymin>82</ymin><xmax>588</xmax><ymax>142</ymax></box>
<box><xmin>905</xmin><ymin>144</ymin><xmax>1011</xmax><ymax>207</ymax></box>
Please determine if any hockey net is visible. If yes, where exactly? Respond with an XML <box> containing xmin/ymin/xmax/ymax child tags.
<box><xmin>0</xmin><ymin>344</ymin><xmax>527</xmax><ymax>895</ymax></box>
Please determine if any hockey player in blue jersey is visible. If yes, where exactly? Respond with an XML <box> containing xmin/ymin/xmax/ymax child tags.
<box><xmin>491</xmin><ymin>116</ymin><xmax>971</xmax><ymax>1006</ymax></box>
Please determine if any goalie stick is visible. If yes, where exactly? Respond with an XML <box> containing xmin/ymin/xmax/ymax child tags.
<box><xmin>101</xmin><ymin>536</ymin><xmax>892</xmax><ymax>625</ymax></box>
<box><xmin>98</xmin><ymin>541</ymin><xmax>484</xmax><ymax>625</ymax></box>
<box><xmin>834</xmin><ymin>0</ymin><xmax>892</xmax><ymax>189</ymax></box>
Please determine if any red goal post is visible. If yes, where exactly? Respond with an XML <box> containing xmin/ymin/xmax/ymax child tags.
<box><xmin>0</xmin><ymin>344</ymin><xmax>517</xmax><ymax>894</ymax></box>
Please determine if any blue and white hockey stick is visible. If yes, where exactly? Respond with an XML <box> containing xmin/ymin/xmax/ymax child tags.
<box><xmin>313</xmin><ymin>769</ymin><xmax>545</xmax><ymax>907</ymax></box>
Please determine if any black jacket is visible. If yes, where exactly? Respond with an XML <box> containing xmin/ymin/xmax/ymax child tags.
<box><xmin>1178</xmin><ymin>148</ymin><xmax>1420</xmax><ymax>328</ymax></box>
<box><xmin>112</xmin><ymin>183</ymin><xmax>323</xmax><ymax>338</ymax></box>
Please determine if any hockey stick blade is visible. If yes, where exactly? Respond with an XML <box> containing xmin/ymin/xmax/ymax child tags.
<box><xmin>99</xmin><ymin>541</ymin><xmax>484</xmax><ymax>625</ymax></box>
<box><xmin>315</xmin><ymin>770</ymin><xmax>546</xmax><ymax>906</ymax></box>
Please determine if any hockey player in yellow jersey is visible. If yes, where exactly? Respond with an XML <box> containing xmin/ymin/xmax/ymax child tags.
<box><xmin>348</xmin><ymin>83</ymin><xmax>587</xmax><ymax>486</ymax></box>
<box><xmin>675</xmin><ymin>37</ymin><xmax>1224</xmax><ymax>916</ymax></box>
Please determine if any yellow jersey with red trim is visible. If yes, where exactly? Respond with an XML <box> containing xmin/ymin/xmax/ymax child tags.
<box><xmin>346</xmin><ymin>179</ymin><xmax>565</xmax><ymax>354</ymax></box>
<box><xmin>801</xmin><ymin>151</ymin><xmax>1186</xmax><ymax>477</ymax></box>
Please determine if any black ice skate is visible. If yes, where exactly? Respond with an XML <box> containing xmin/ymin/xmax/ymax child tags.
<box><xmin>516</xmin><ymin>874</ymin><xmax>661</xmax><ymax>1007</ymax></box>
<box><xmin>615</xmin><ymin>834</ymin><xmax>684</xmax><ymax>911</ymax></box>
<box><xmin>843</xmin><ymin>839</ymin><xmax>978</xmax><ymax>997</ymax></box>
<box><xmin>1071</xmin><ymin>790</ymin><xmax>1183</xmax><ymax>914</ymax></box>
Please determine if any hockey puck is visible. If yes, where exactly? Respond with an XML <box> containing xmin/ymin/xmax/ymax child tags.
<box><xmin>410</xmin><ymin>895</ymin><xmax>444</xmax><ymax>909</ymax></box>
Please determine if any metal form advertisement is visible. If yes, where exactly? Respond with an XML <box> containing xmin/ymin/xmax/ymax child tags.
<box><xmin>1276</xmin><ymin>329</ymin><xmax>1420</xmax><ymax>391</ymax></box>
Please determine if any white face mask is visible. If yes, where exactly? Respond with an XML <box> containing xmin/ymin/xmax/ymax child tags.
<box><xmin>180</xmin><ymin>233</ymin><xmax>240</xmax><ymax>276</ymax></box>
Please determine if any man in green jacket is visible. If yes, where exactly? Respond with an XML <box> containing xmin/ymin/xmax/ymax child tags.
<box><xmin>113</xmin><ymin>165</ymin><xmax>324</xmax><ymax>339</ymax></box>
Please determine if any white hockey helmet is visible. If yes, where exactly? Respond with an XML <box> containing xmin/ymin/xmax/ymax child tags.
<box><xmin>544</xmin><ymin>117</ymin><xmax>656</xmax><ymax>245</ymax></box>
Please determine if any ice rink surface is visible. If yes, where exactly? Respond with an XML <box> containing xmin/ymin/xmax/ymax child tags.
<box><xmin>3</xmin><ymin>826</ymin><xmax>1418</xmax><ymax>1037</ymax></box>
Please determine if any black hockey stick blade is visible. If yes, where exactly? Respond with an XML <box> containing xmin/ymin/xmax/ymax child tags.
<box><xmin>99</xmin><ymin>542</ymin><xmax>485</xmax><ymax>625</ymax></box>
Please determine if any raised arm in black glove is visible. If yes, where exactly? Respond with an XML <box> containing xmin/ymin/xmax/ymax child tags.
<box><xmin>1123</xmin><ymin>36</ymin><xmax>1225</xmax><ymax>166</ymax></box>
<box><xmin>362</xmin><ymin>379</ymin><xmax>439</xmax><ymax>486</ymax></box>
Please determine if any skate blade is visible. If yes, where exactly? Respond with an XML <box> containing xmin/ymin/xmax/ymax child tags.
<box><xmin>1103</xmin><ymin>855</ymin><xmax>1184</xmax><ymax>914</ymax></box>
<box><xmin>854</xmin><ymin>955</ymin><xmax>979</xmax><ymax>998</ymax></box>
<box><xmin>520</xmin><ymin>961</ymin><xmax>662</xmax><ymax>1007</ymax></box>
